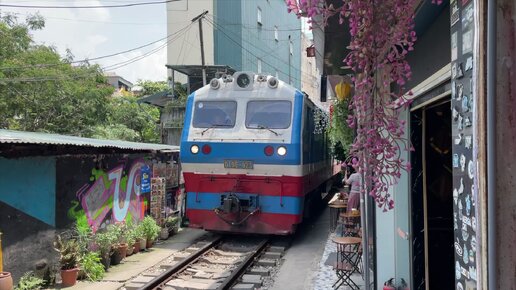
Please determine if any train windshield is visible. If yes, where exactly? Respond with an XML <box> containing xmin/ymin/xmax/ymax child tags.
<box><xmin>192</xmin><ymin>101</ymin><xmax>237</xmax><ymax>128</ymax></box>
<box><xmin>245</xmin><ymin>101</ymin><xmax>292</xmax><ymax>129</ymax></box>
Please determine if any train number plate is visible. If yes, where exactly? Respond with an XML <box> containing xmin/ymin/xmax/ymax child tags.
<box><xmin>224</xmin><ymin>159</ymin><xmax>254</xmax><ymax>169</ymax></box>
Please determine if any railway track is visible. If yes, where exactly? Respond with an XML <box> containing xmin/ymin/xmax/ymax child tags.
<box><xmin>139</xmin><ymin>236</ymin><xmax>279</xmax><ymax>290</ymax></box>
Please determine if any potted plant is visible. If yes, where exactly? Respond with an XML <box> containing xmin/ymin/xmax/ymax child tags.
<box><xmin>130</xmin><ymin>226</ymin><xmax>141</xmax><ymax>253</ymax></box>
<box><xmin>165</xmin><ymin>216</ymin><xmax>180</xmax><ymax>236</ymax></box>
<box><xmin>141</xmin><ymin>216</ymin><xmax>160</xmax><ymax>248</ymax></box>
<box><xmin>94</xmin><ymin>231</ymin><xmax>115</xmax><ymax>270</ymax></box>
<box><xmin>54</xmin><ymin>235</ymin><xmax>80</xmax><ymax>287</ymax></box>
<box><xmin>78</xmin><ymin>252</ymin><xmax>105</xmax><ymax>282</ymax></box>
<box><xmin>15</xmin><ymin>271</ymin><xmax>45</xmax><ymax>290</ymax></box>
<box><xmin>0</xmin><ymin>272</ymin><xmax>13</xmax><ymax>290</ymax></box>
<box><xmin>137</xmin><ymin>224</ymin><xmax>147</xmax><ymax>251</ymax></box>
<box><xmin>106</xmin><ymin>223</ymin><xmax>127</xmax><ymax>265</ymax></box>
<box><xmin>125</xmin><ymin>230</ymin><xmax>135</xmax><ymax>256</ymax></box>
<box><xmin>160</xmin><ymin>226</ymin><xmax>169</xmax><ymax>240</ymax></box>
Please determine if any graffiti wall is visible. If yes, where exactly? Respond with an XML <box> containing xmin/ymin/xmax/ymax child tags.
<box><xmin>56</xmin><ymin>155</ymin><xmax>164</xmax><ymax>231</ymax></box>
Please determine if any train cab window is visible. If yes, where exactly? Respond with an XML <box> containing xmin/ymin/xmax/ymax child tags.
<box><xmin>192</xmin><ymin>101</ymin><xmax>237</xmax><ymax>128</ymax></box>
<box><xmin>246</xmin><ymin>101</ymin><xmax>292</xmax><ymax>129</ymax></box>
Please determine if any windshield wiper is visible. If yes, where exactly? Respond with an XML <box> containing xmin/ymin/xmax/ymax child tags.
<box><xmin>257</xmin><ymin>125</ymin><xmax>279</xmax><ymax>136</ymax></box>
<box><xmin>201</xmin><ymin>124</ymin><xmax>231</xmax><ymax>135</ymax></box>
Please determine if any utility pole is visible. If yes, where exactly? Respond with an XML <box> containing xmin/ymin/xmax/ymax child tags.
<box><xmin>192</xmin><ymin>10</ymin><xmax>209</xmax><ymax>86</ymax></box>
<box><xmin>288</xmin><ymin>35</ymin><xmax>292</xmax><ymax>85</ymax></box>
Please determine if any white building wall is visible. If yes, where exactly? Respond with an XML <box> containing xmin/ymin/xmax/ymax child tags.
<box><xmin>300</xmin><ymin>33</ymin><xmax>323</xmax><ymax>109</ymax></box>
<box><xmin>166</xmin><ymin>0</ymin><xmax>215</xmax><ymax>82</ymax></box>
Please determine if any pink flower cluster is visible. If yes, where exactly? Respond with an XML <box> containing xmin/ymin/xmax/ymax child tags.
<box><xmin>286</xmin><ymin>0</ymin><xmax>420</xmax><ymax>211</ymax></box>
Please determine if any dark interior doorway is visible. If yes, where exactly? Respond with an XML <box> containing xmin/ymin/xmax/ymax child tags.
<box><xmin>411</xmin><ymin>99</ymin><xmax>454</xmax><ymax>290</ymax></box>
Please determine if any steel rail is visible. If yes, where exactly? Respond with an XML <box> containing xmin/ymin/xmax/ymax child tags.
<box><xmin>217</xmin><ymin>238</ymin><xmax>270</xmax><ymax>290</ymax></box>
<box><xmin>139</xmin><ymin>236</ymin><xmax>222</xmax><ymax>290</ymax></box>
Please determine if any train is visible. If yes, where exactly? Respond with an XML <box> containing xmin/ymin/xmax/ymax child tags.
<box><xmin>179</xmin><ymin>71</ymin><xmax>339</xmax><ymax>235</ymax></box>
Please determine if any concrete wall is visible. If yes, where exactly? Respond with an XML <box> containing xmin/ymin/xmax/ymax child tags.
<box><xmin>406</xmin><ymin>6</ymin><xmax>451</xmax><ymax>92</ymax></box>
<box><xmin>301</xmin><ymin>33</ymin><xmax>322</xmax><ymax>107</ymax></box>
<box><xmin>0</xmin><ymin>156</ymin><xmax>57</xmax><ymax>282</ymax></box>
<box><xmin>0</xmin><ymin>152</ymin><xmax>176</xmax><ymax>281</ymax></box>
<box><xmin>166</xmin><ymin>0</ymin><xmax>215</xmax><ymax>83</ymax></box>
<box><xmin>494</xmin><ymin>0</ymin><xmax>516</xmax><ymax>288</ymax></box>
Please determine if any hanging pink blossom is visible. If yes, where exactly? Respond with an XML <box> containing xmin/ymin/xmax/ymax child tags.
<box><xmin>285</xmin><ymin>0</ymin><xmax>425</xmax><ymax>211</ymax></box>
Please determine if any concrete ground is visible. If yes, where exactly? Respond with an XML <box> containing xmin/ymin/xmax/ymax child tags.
<box><xmin>270</xmin><ymin>205</ymin><xmax>364</xmax><ymax>290</ymax></box>
<box><xmin>49</xmin><ymin>228</ymin><xmax>206</xmax><ymax>290</ymax></box>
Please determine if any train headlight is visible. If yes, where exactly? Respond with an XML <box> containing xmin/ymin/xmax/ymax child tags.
<box><xmin>209</xmin><ymin>78</ymin><xmax>220</xmax><ymax>90</ymax></box>
<box><xmin>277</xmin><ymin>146</ymin><xmax>287</xmax><ymax>156</ymax></box>
<box><xmin>268</xmin><ymin>77</ymin><xmax>278</xmax><ymax>89</ymax></box>
<box><xmin>236</xmin><ymin>73</ymin><xmax>251</xmax><ymax>88</ymax></box>
<box><xmin>190</xmin><ymin>144</ymin><xmax>199</xmax><ymax>154</ymax></box>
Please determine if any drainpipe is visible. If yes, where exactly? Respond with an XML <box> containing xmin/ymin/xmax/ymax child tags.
<box><xmin>487</xmin><ymin>0</ymin><xmax>497</xmax><ymax>289</ymax></box>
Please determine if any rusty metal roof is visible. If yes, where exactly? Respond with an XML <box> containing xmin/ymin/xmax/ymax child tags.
<box><xmin>0</xmin><ymin>129</ymin><xmax>179</xmax><ymax>152</ymax></box>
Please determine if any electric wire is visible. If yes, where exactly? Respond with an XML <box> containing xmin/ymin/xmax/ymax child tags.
<box><xmin>0</xmin><ymin>23</ymin><xmax>192</xmax><ymax>83</ymax></box>
<box><xmin>0</xmin><ymin>0</ymin><xmax>179</xmax><ymax>9</ymax></box>
<box><xmin>0</xmin><ymin>21</ymin><xmax>194</xmax><ymax>71</ymax></box>
<box><xmin>206</xmin><ymin>15</ymin><xmax>310</xmax><ymax>78</ymax></box>
<box><xmin>203</xmin><ymin>19</ymin><xmax>313</xmax><ymax>88</ymax></box>
<box><xmin>205</xmin><ymin>17</ymin><xmax>315</xmax><ymax>83</ymax></box>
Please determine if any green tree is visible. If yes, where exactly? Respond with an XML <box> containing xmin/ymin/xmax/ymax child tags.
<box><xmin>91</xmin><ymin>94</ymin><xmax>160</xmax><ymax>143</ymax></box>
<box><xmin>136</xmin><ymin>80</ymin><xmax>168</xmax><ymax>96</ymax></box>
<box><xmin>0</xmin><ymin>13</ymin><xmax>114</xmax><ymax>135</ymax></box>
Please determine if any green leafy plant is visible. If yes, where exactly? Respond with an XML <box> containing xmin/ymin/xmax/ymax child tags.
<box><xmin>140</xmin><ymin>216</ymin><xmax>160</xmax><ymax>241</ymax></box>
<box><xmin>94</xmin><ymin>230</ymin><xmax>117</xmax><ymax>258</ymax></box>
<box><xmin>53</xmin><ymin>235</ymin><xmax>80</xmax><ymax>270</ymax></box>
<box><xmin>15</xmin><ymin>272</ymin><xmax>45</xmax><ymax>290</ymax></box>
<box><xmin>165</xmin><ymin>216</ymin><xmax>180</xmax><ymax>231</ymax></box>
<box><xmin>79</xmin><ymin>252</ymin><xmax>105</xmax><ymax>281</ymax></box>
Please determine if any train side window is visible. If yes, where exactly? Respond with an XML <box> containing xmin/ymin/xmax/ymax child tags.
<box><xmin>192</xmin><ymin>101</ymin><xmax>237</xmax><ymax>128</ymax></box>
<box><xmin>245</xmin><ymin>100</ymin><xmax>292</xmax><ymax>129</ymax></box>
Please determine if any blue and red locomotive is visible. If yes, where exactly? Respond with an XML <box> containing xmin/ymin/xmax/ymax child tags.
<box><xmin>180</xmin><ymin>72</ymin><xmax>339</xmax><ymax>235</ymax></box>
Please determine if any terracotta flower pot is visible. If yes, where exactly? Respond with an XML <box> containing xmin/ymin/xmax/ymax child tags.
<box><xmin>146</xmin><ymin>239</ymin><xmax>153</xmax><ymax>249</ymax></box>
<box><xmin>118</xmin><ymin>243</ymin><xmax>128</xmax><ymax>259</ymax></box>
<box><xmin>160</xmin><ymin>228</ymin><xmax>169</xmax><ymax>240</ymax></box>
<box><xmin>133</xmin><ymin>241</ymin><xmax>140</xmax><ymax>253</ymax></box>
<box><xmin>126</xmin><ymin>243</ymin><xmax>134</xmax><ymax>256</ymax></box>
<box><xmin>61</xmin><ymin>268</ymin><xmax>79</xmax><ymax>287</ymax></box>
<box><xmin>139</xmin><ymin>238</ymin><xmax>147</xmax><ymax>251</ymax></box>
<box><xmin>0</xmin><ymin>272</ymin><xmax>13</xmax><ymax>290</ymax></box>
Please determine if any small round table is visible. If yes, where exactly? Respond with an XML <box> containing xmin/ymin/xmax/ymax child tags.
<box><xmin>339</xmin><ymin>212</ymin><xmax>361</xmax><ymax>237</ymax></box>
<box><xmin>329</xmin><ymin>201</ymin><xmax>347</xmax><ymax>233</ymax></box>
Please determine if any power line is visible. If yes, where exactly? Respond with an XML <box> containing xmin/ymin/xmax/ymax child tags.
<box><xmin>5</xmin><ymin>11</ymin><xmax>190</xmax><ymax>26</ymax></box>
<box><xmin>205</xmin><ymin>17</ymin><xmax>314</xmax><ymax>81</ymax></box>
<box><xmin>0</xmin><ymin>0</ymin><xmax>179</xmax><ymax>9</ymax></box>
<box><xmin>0</xmin><ymin>22</ymin><xmax>194</xmax><ymax>71</ymax></box>
<box><xmin>203</xmin><ymin>19</ymin><xmax>311</xmax><ymax>87</ymax></box>
<box><xmin>0</xmin><ymin>24</ymin><xmax>191</xmax><ymax>83</ymax></box>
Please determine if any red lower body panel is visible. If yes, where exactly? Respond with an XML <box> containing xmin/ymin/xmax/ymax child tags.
<box><xmin>186</xmin><ymin>209</ymin><xmax>302</xmax><ymax>235</ymax></box>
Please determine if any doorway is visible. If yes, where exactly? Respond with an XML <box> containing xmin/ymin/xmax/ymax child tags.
<box><xmin>410</xmin><ymin>98</ymin><xmax>454</xmax><ymax>290</ymax></box>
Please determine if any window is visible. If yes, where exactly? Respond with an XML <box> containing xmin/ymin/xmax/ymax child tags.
<box><xmin>246</xmin><ymin>101</ymin><xmax>292</xmax><ymax>129</ymax></box>
<box><xmin>192</xmin><ymin>101</ymin><xmax>237</xmax><ymax>128</ymax></box>
<box><xmin>257</xmin><ymin>59</ymin><xmax>262</xmax><ymax>73</ymax></box>
<box><xmin>257</xmin><ymin>7</ymin><xmax>262</xmax><ymax>25</ymax></box>
<box><xmin>274</xmin><ymin>26</ymin><xmax>278</xmax><ymax>41</ymax></box>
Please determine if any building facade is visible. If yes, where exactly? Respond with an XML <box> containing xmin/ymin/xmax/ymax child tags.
<box><xmin>166</xmin><ymin>0</ymin><xmax>302</xmax><ymax>89</ymax></box>
<box><xmin>314</xmin><ymin>0</ymin><xmax>516</xmax><ymax>289</ymax></box>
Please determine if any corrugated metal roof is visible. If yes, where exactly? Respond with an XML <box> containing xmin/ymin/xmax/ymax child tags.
<box><xmin>0</xmin><ymin>129</ymin><xmax>179</xmax><ymax>152</ymax></box>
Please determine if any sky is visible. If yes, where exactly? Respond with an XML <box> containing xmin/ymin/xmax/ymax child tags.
<box><xmin>1</xmin><ymin>0</ymin><xmax>312</xmax><ymax>84</ymax></box>
<box><xmin>1</xmin><ymin>0</ymin><xmax>173</xmax><ymax>83</ymax></box>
